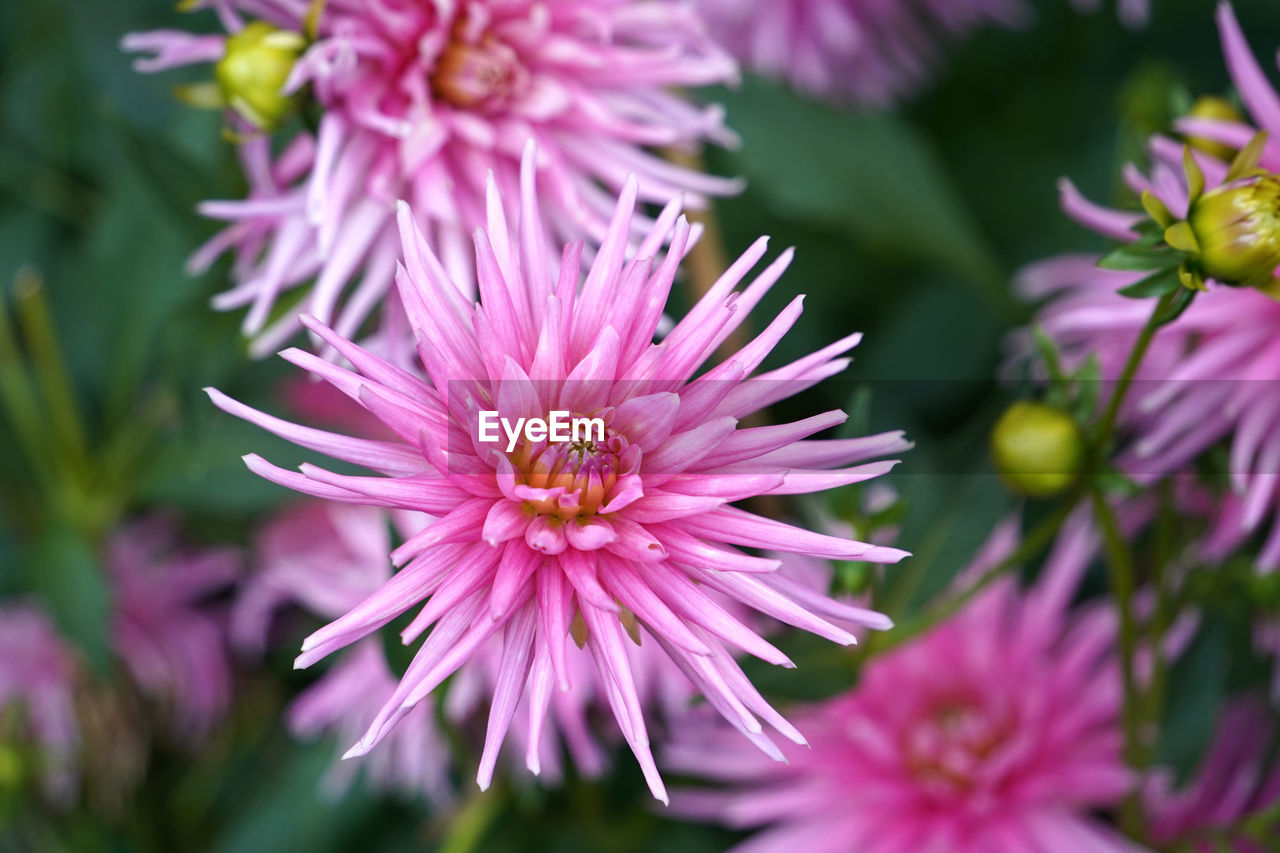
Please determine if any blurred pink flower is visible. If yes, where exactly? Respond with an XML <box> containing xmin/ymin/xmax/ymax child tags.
<box><xmin>667</xmin><ymin>511</ymin><xmax>1139</xmax><ymax>852</ymax></box>
<box><xmin>236</xmin><ymin>501</ymin><xmax>458</xmax><ymax>801</ymax></box>
<box><xmin>0</xmin><ymin>603</ymin><xmax>80</xmax><ymax>804</ymax></box>
<box><xmin>107</xmin><ymin>517</ymin><xmax>239</xmax><ymax>742</ymax></box>
<box><xmin>1144</xmin><ymin>698</ymin><xmax>1280</xmax><ymax>852</ymax></box>
<box><xmin>208</xmin><ymin>144</ymin><xmax>907</xmax><ymax>802</ymax></box>
<box><xmin>691</xmin><ymin>0</ymin><xmax>1025</xmax><ymax>104</ymax></box>
<box><xmin>122</xmin><ymin>0</ymin><xmax>739</xmax><ymax>357</ymax></box>
<box><xmin>1015</xmin><ymin>3</ymin><xmax>1280</xmax><ymax>567</ymax></box>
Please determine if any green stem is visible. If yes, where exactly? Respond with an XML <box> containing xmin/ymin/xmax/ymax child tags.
<box><xmin>1092</xmin><ymin>290</ymin><xmax>1178</xmax><ymax>452</ymax></box>
<box><xmin>439</xmin><ymin>788</ymin><xmax>504</xmax><ymax>853</ymax></box>
<box><xmin>1090</xmin><ymin>489</ymin><xmax>1147</xmax><ymax>838</ymax></box>
<box><xmin>14</xmin><ymin>271</ymin><xmax>91</xmax><ymax>478</ymax></box>
<box><xmin>0</xmin><ymin>280</ymin><xmax>53</xmax><ymax>483</ymax></box>
<box><xmin>1145</xmin><ymin>481</ymin><xmax>1176</xmax><ymax>770</ymax></box>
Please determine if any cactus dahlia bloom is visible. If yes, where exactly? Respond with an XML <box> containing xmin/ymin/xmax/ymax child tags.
<box><xmin>106</xmin><ymin>517</ymin><xmax>240</xmax><ymax>742</ymax></box>
<box><xmin>208</xmin><ymin>144</ymin><xmax>908</xmax><ymax>802</ymax></box>
<box><xmin>1016</xmin><ymin>3</ymin><xmax>1280</xmax><ymax>567</ymax></box>
<box><xmin>691</xmin><ymin>0</ymin><xmax>1025</xmax><ymax>104</ymax></box>
<box><xmin>667</xmin><ymin>512</ymin><xmax>1137</xmax><ymax>853</ymax></box>
<box><xmin>122</xmin><ymin>1</ymin><xmax>739</xmax><ymax>357</ymax></box>
<box><xmin>0</xmin><ymin>604</ymin><xmax>81</xmax><ymax>804</ymax></box>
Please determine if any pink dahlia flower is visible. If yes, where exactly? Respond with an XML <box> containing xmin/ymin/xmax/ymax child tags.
<box><xmin>208</xmin><ymin>144</ymin><xmax>908</xmax><ymax>802</ymax></box>
<box><xmin>122</xmin><ymin>0</ymin><xmax>739</xmax><ymax>356</ymax></box>
<box><xmin>0</xmin><ymin>603</ymin><xmax>81</xmax><ymax>804</ymax></box>
<box><xmin>1016</xmin><ymin>3</ymin><xmax>1280</xmax><ymax>567</ymax></box>
<box><xmin>667</xmin><ymin>511</ymin><xmax>1138</xmax><ymax>852</ymax></box>
<box><xmin>1144</xmin><ymin>698</ymin><xmax>1280</xmax><ymax>851</ymax></box>
<box><xmin>691</xmin><ymin>0</ymin><xmax>1026</xmax><ymax>104</ymax></box>
<box><xmin>106</xmin><ymin>517</ymin><xmax>239</xmax><ymax>742</ymax></box>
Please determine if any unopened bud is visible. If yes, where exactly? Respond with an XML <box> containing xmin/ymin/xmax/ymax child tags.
<box><xmin>1186</xmin><ymin>96</ymin><xmax>1244</xmax><ymax>161</ymax></box>
<box><xmin>215</xmin><ymin>22</ymin><xmax>305</xmax><ymax>130</ymax></box>
<box><xmin>1186</xmin><ymin>173</ymin><xmax>1280</xmax><ymax>288</ymax></box>
<box><xmin>0</xmin><ymin>744</ymin><xmax>22</xmax><ymax>790</ymax></box>
<box><xmin>991</xmin><ymin>402</ymin><xmax>1085</xmax><ymax>498</ymax></box>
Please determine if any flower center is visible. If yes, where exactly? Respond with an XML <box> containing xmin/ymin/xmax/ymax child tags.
<box><xmin>903</xmin><ymin>697</ymin><xmax>1010</xmax><ymax>796</ymax></box>
<box><xmin>512</xmin><ymin>428</ymin><xmax>630</xmax><ymax>520</ymax></box>
<box><xmin>430</xmin><ymin>34</ymin><xmax>524</xmax><ymax>112</ymax></box>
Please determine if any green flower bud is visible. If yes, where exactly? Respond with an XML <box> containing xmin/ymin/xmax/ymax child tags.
<box><xmin>215</xmin><ymin>22</ymin><xmax>305</xmax><ymax>131</ymax></box>
<box><xmin>1186</xmin><ymin>96</ymin><xmax>1244</xmax><ymax>161</ymax></box>
<box><xmin>991</xmin><ymin>402</ymin><xmax>1085</xmax><ymax>498</ymax></box>
<box><xmin>1186</xmin><ymin>172</ymin><xmax>1280</xmax><ymax>288</ymax></box>
<box><xmin>0</xmin><ymin>744</ymin><xmax>22</xmax><ymax>791</ymax></box>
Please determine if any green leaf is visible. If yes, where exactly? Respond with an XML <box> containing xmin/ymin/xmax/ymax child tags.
<box><xmin>1156</xmin><ymin>285</ymin><xmax>1197</xmax><ymax>326</ymax></box>
<box><xmin>23</xmin><ymin>523</ymin><xmax>112</xmax><ymax>676</ymax></box>
<box><xmin>1071</xmin><ymin>354</ymin><xmax>1102</xmax><ymax>423</ymax></box>
<box><xmin>707</xmin><ymin>79</ymin><xmax>1007</xmax><ymax>312</ymax></box>
<box><xmin>1097</xmin><ymin>240</ymin><xmax>1182</xmax><ymax>272</ymax></box>
<box><xmin>1117</xmin><ymin>266</ymin><xmax>1183</xmax><ymax>299</ymax></box>
<box><xmin>1157</xmin><ymin>619</ymin><xmax>1228</xmax><ymax>781</ymax></box>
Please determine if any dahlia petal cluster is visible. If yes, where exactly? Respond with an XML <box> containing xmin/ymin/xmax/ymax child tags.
<box><xmin>210</xmin><ymin>143</ymin><xmax>908</xmax><ymax>802</ymax></box>
<box><xmin>0</xmin><ymin>604</ymin><xmax>81</xmax><ymax>804</ymax></box>
<box><xmin>106</xmin><ymin>517</ymin><xmax>240</xmax><ymax>741</ymax></box>
<box><xmin>691</xmin><ymin>0</ymin><xmax>1026</xmax><ymax>105</ymax></box>
<box><xmin>667</xmin><ymin>511</ymin><xmax>1137</xmax><ymax>852</ymax></box>
<box><xmin>122</xmin><ymin>0</ymin><xmax>740</xmax><ymax>356</ymax></box>
<box><xmin>1145</xmin><ymin>698</ymin><xmax>1280</xmax><ymax>851</ymax></box>
<box><xmin>1016</xmin><ymin>3</ymin><xmax>1280</xmax><ymax>567</ymax></box>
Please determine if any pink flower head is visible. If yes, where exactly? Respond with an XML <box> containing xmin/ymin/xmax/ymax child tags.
<box><xmin>1016</xmin><ymin>3</ymin><xmax>1280</xmax><ymax>568</ymax></box>
<box><xmin>208</xmin><ymin>143</ymin><xmax>908</xmax><ymax>802</ymax></box>
<box><xmin>1145</xmin><ymin>698</ymin><xmax>1280</xmax><ymax>852</ymax></box>
<box><xmin>667</xmin><ymin>511</ymin><xmax>1137</xmax><ymax>852</ymax></box>
<box><xmin>122</xmin><ymin>1</ymin><xmax>740</xmax><ymax>357</ymax></box>
<box><xmin>691</xmin><ymin>0</ymin><xmax>1026</xmax><ymax>104</ymax></box>
<box><xmin>106</xmin><ymin>517</ymin><xmax>239</xmax><ymax>742</ymax></box>
<box><xmin>0</xmin><ymin>603</ymin><xmax>80</xmax><ymax>804</ymax></box>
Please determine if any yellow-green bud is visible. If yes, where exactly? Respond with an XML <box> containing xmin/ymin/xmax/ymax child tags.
<box><xmin>1187</xmin><ymin>173</ymin><xmax>1280</xmax><ymax>288</ymax></box>
<box><xmin>1186</xmin><ymin>96</ymin><xmax>1244</xmax><ymax>161</ymax></box>
<box><xmin>215</xmin><ymin>22</ymin><xmax>305</xmax><ymax>131</ymax></box>
<box><xmin>0</xmin><ymin>744</ymin><xmax>22</xmax><ymax>790</ymax></box>
<box><xmin>991</xmin><ymin>402</ymin><xmax>1085</xmax><ymax>498</ymax></box>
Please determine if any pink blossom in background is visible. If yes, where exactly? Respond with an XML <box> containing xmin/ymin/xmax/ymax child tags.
<box><xmin>691</xmin><ymin>0</ymin><xmax>1026</xmax><ymax>105</ymax></box>
<box><xmin>1144</xmin><ymin>698</ymin><xmax>1280</xmax><ymax>852</ymax></box>
<box><xmin>0</xmin><ymin>604</ymin><xmax>80</xmax><ymax>804</ymax></box>
<box><xmin>209</xmin><ymin>143</ymin><xmax>908</xmax><ymax>802</ymax></box>
<box><xmin>1015</xmin><ymin>3</ymin><xmax>1280</xmax><ymax>568</ymax></box>
<box><xmin>106</xmin><ymin>517</ymin><xmax>239</xmax><ymax>742</ymax></box>
<box><xmin>235</xmin><ymin>501</ymin><xmax>454</xmax><ymax>801</ymax></box>
<box><xmin>667</xmin><ymin>511</ymin><xmax>1138</xmax><ymax>852</ymax></box>
<box><xmin>122</xmin><ymin>0</ymin><xmax>739</xmax><ymax>358</ymax></box>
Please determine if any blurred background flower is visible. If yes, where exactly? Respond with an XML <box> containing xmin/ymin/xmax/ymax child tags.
<box><xmin>122</xmin><ymin>0</ymin><xmax>741</xmax><ymax>358</ymax></box>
